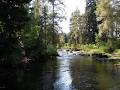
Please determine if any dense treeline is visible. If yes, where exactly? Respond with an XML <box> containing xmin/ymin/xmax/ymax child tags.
<box><xmin>0</xmin><ymin>0</ymin><xmax>64</xmax><ymax>67</ymax></box>
<box><xmin>0</xmin><ymin>0</ymin><xmax>32</xmax><ymax>66</ymax></box>
<box><xmin>1</xmin><ymin>0</ymin><xmax>120</xmax><ymax>66</ymax></box>
<box><xmin>60</xmin><ymin>0</ymin><xmax>120</xmax><ymax>54</ymax></box>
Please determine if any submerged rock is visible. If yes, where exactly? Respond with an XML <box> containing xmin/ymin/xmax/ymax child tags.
<box><xmin>92</xmin><ymin>53</ymin><xmax>108</xmax><ymax>58</ymax></box>
<box><xmin>91</xmin><ymin>53</ymin><xmax>108</xmax><ymax>62</ymax></box>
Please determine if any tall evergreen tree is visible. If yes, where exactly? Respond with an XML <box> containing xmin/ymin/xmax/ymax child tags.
<box><xmin>96</xmin><ymin>0</ymin><xmax>112</xmax><ymax>42</ymax></box>
<box><xmin>85</xmin><ymin>0</ymin><xmax>98</xmax><ymax>43</ymax></box>
<box><xmin>0</xmin><ymin>0</ymin><xmax>31</xmax><ymax>65</ymax></box>
<box><xmin>69</xmin><ymin>9</ymin><xmax>86</xmax><ymax>45</ymax></box>
<box><xmin>111</xmin><ymin>0</ymin><xmax>120</xmax><ymax>38</ymax></box>
<box><xmin>69</xmin><ymin>9</ymin><xmax>81</xmax><ymax>44</ymax></box>
<box><xmin>48</xmin><ymin>0</ymin><xmax>65</xmax><ymax>45</ymax></box>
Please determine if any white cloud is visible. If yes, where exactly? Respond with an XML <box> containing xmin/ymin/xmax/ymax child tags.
<box><xmin>60</xmin><ymin>0</ymin><xmax>86</xmax><ymax>33</ymax></box>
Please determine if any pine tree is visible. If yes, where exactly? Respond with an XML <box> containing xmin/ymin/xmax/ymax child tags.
<box><xmin>96</xmin><ymin>0</ymin><xmax>112</xmax><ymax>42</ymax></box>
<box><xmin>69</xmin><ymin>9</ymin><xmax>86</xmax><ymax>45</ymax></box>
<box><xmin>0</xmin><ymin>0</ymin><xmax>31</xmax><ymax>65</ymax></box>
<box><xmin>69</xmin><ymin>9</ymin><xmax>81</xmax><ymax>44</ymax></box>
<box><xmin>86</xmin><ymin>0</ymin><xmax>98</xmax><ymax>43</ymax></box>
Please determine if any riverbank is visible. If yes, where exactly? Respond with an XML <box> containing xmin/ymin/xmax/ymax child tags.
<box><xmin>59</xmin><ymin>44</ymin><xmax>120</xmax><ymax>64</ymax></box>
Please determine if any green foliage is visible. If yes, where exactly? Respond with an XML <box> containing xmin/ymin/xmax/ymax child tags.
<box><xmin>5</xmin><ymin>45</ymin><xmax>23</xmax><ymax>66</ymax></box>
<box><xmin>0</xmin><ymin>0</ymin><xmax>31</xmax><ymax>66</ymax></box>
<box><xmin>80</xmin><ymin>44</ymin><xmax>98</xmax><ymax>52</ymax></box>
<box><xmin>96</xmin><ymin>37</ymin><xmax>120</xmax><ymax>53</ymax></box>
<box><xmin>21</xmin><ymin>0</ymin><xmax>64</xmax><ymax>60</ymax></box>
<box><xmin>62</xmin><ymin>43</ymin><xmax>71</xmax><ymax>49</ymax></box>
<box><xmin>86</xmin><ymin>0</ymin><xmax>98</xmax><ymax>43</ymax></box>
<box><xmin>69</xmin><ymin>9</ymin><xmax>86</xmax><ymax>45</ymax></box>
<box><xmin>58</xmin><ymin>33</ymin><xmax>66</xmax><ymax>47</ymax></box>
<box><xmin>46</xmin><ymin>44</ymin><xmax>57</xmax><ymax>56</ymax></box>
<box><xmin>114</xmin><ymin>49</ymin><xmax>120</xmax><ymax>55</ymax></box>
<box><xmin>96</xmin><ymin>34</ymin><xmax>107</xmax><ymax>47</ymax></box>
<box><xmin>96</xmin><ymin>0</ymin><xmax>112</xmax><ymax>42</ymax></box>
<box><xmin>0</xmin><ymin>0</ymin><xmax>64</xmax><ymax>66</ymax></box>
<box><xmin>106</xmin><ymin>38</ymin><xmax>120</xmax><ymax>52</ymax></box>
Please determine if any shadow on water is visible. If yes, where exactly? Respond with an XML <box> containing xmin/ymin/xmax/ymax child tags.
<box><xmin>0</xmin><ymin>52</ymin><xmax>120</xmax><ymax>90</ymax></box>
<box><xmin>17</xmin><ymin>59</ymin><xmax>58</xmax><ymax>90</ymax></box>
<box><xmin>71</xmin><ymin>57</ymin><xmax>120</xmax><ymax>90</ymax></box>
<box><xmin>0</xmin><ymin>58</ymin><xmax>58</xmax><ymax>90</ymax></box>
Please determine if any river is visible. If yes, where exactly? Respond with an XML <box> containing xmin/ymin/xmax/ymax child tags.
<box><xmin>0</xmin><ymin>51</ymin><xmax>120</xmax><ymax>90</ymax></box>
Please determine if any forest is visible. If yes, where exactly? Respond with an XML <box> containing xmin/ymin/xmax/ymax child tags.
<box><xmin>0</xmin><ymin>0</ymin><xmax>120</xmax><ymax>90</ymax></box>
<box><xmin>0</xmin><ymin>0</ymin><xmax>120</xmax><ymax>66</ymax></box>
<box><xmin>0</xmin><ymin>0</ymin><xmax>65</xmax><ymax>67</ymax></box>
<box><xmin>60</xmin><ymin>0</ymin><xmax>120</xmax><ymax>60</ymax></box>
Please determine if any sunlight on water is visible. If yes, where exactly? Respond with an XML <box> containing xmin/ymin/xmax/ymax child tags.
<box><xmin>1</xmin><ymin>51</ymin><xmax>120</xmax><ymax>90</ymax></box>
<box><xmin>54</xmin><ymin>57</ymin><xmax>73</xmax><ymax>90</ymax></box>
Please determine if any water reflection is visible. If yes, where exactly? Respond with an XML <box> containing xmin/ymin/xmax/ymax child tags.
<box><xmin>0</xmin><ymin>53</ymin><xmax>120</xmax><ymax>90</ymax></box>
<box><xmin>54</xmin><ymin>57</ymin><xmax>72</xmax><ymax>90</ymax></box>
<box><xmin>71</xmin><ymin>58</ymin><xmax>120</xmax><ymax>90</ymax></box>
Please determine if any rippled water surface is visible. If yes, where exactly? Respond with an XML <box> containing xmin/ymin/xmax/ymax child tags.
<box><xmin>0</xmin><ymin>51</ymin><xmax>120</xmax><ymax>90</ymax></box>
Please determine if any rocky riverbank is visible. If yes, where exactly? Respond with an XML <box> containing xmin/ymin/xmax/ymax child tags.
<box><xmin>58</xmin><ymin>49</ymin><xmax>120</xmax><ymax>63</ymax></box>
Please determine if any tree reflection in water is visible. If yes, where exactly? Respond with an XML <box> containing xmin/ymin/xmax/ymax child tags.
<box><xmin>0</xmin><ymin>55</ymin><xmax>120</xmax><ymax>90</ymax></box>
<box><xmin>71</xmin><ymin>57</ymin><xmax>120</xmax><ymax>90</ymax></box>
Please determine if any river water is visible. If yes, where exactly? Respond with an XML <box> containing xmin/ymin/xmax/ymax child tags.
<box><xmin>0</xmin><ymin>51</ymin><xmax>120</xmax><ymax>90</ymax></box>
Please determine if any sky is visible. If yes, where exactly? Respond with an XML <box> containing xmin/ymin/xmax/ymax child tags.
<box><xmin>60</xmin><ymin>0</ymin><xmax>86</xmax><ymax>33</ymax></box>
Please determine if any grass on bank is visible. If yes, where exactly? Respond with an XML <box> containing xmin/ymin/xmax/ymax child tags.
<box><xmin>62</xmin><ymin>43</ymin><xmax>106</xmax><ymax>54</ymax></box>
<box><xmin>60</xmin><ymin>43</ymin><xmax>120</xmax><ymax>58</ymax></box>
<box><xmin>109</xmin><ymin>49</ymin><xmax>120</xmax><ymax>60</ymax></box>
